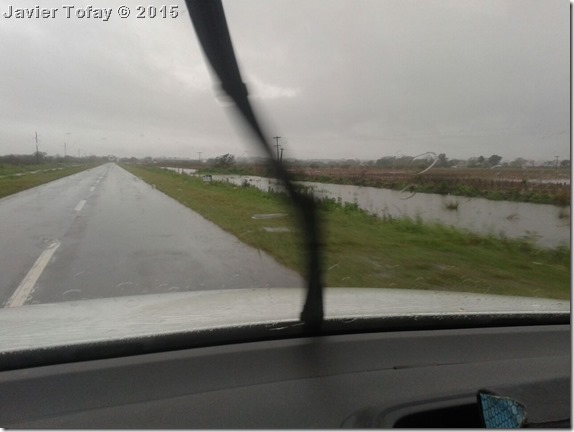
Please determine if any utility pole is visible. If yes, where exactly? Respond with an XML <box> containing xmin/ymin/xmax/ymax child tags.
<box><xmin>273</xmin><ymin>136</ymin><xmax>281</xmax><ymax>160</ymax></box>
<box><xmin>65</xmin><ymin>132</ymin><xmax>71</xmax><ymax>160</ymax></box>
<box><xmin>554</xmin><ymin>155</ymin><xmax>559</xmax><ymax>171</ymax></box>
<box><xmin>280</xmin><ymin>146</ymin><xmax>284</xmax><ymax>163</ymax></box>
<box><xmin>34</xmin><ymin>132</ymin><xmax>40</xmax><ymax>163</ymax></box>
<box><xmin>198</xmin><ymin>152</ymin><xmax>202</xmax><ymax>163</ymax></box>
<box><xmin>34</xmin><ymin>132</ymin><xmax>39</xmax><ymax>163</ymax></box>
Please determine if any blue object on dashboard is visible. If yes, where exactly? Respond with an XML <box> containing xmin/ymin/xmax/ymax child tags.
<box><xmin>477</xmin><ymin>390</ymin><xmax>527</xmax><ymax>428</ymax></box>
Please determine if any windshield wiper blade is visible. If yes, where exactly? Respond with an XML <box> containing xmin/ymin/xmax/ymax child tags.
<box><xmin>184</xmin><ymin>0</ymin><xmax>324</xmax><ymax>331</ymax></box>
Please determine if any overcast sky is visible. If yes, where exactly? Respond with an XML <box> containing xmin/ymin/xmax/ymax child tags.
<box><xmin>0</xmin><ymin>0</ymin><xmax>569</xmax><ymax>161</ymax></box>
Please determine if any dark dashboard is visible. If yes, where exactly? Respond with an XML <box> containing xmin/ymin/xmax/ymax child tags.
<box><xmin>0</xmin><ymin>323</ymin><xmax>569</xmax><ymax>428</ymax></box>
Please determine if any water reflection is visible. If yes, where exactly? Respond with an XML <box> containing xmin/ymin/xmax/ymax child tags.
<box><xmin>163</xmin><ymin>167</ymin><xmax>197</xmax><ymax>175</ymax></box>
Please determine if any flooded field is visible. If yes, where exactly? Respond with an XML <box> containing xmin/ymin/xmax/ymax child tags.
<box><xmin>163</xmin><ymin>167</ymin><xmax>197</xmax><ymax>175</ymax></box>
<box><xmin>211</xmin><ymin>174</ymin><xmax>570</xmax><ymax>249</ymax></box>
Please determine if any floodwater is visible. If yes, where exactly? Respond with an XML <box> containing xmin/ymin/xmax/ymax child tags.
<box><xmin>163</xmin><ymin>167</ymin><xmax>196</xmax><ymax>175</ymax></box>
<box><xmin>212</xmin><ymin>175</ymin><xmax>570</xmax><ymax>249</ymax></box>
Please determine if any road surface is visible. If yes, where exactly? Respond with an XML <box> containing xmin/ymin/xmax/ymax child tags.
<box><xmin>0</xmin><ymin>163</ymin><xmax>303</xmax><ymax>307</ymax></box>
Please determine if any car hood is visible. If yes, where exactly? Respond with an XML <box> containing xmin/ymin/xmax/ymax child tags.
<box><xmin>0</xmin><ymin>288</ymin><xmax>569</xmax><ymax>353</ymax></box>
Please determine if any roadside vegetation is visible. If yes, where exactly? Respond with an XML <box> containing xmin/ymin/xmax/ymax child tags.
<box><xmin>197</xmin><ymin>164</ymin><xmax>570</xmax><ymax>206</ymax></box>
<box><xmin>122</xmin><ymin>164</ymin><xmax>570</xmax><ymax>300</ymax></box>
<box><xmin>286</xmin><ymin>168</ymin><xmax>571</xmax><ymax>207</ymax></box>
<box><xmin>0</xmin><ymin>163</ymin><xmax>65</xmax><ymax>177</ymax></box>
<box><xmin>0</xmin><ymin>154</ymin><xmax>106</xmax><ymax>199</ymax></box>
<box><xmin>138</xmin><ymin>152</ymin><xmax>570</xmax><ymax>206</ymax></box>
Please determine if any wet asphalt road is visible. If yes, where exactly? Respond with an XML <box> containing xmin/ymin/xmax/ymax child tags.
<box><xmin>0</xmin><ymin>163</ymin><xmax>302</xmax><ymax>306</ymax></box>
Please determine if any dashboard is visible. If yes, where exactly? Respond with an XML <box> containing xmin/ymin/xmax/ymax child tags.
<box><xmin>0</xmin><ymin>323</ymin><xmax>569</xmax><ymax>428</ymax></box>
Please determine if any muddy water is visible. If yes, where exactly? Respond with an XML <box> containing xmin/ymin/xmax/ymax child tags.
<box><xmin>213</xmin><ymin>175</ymin><xmax>570</xmax><ymax>249</ymax></box>
<box><xmin>163</xmin><ymin>167</ymin><xmax>197</xmax><ymax>175</ymax></box>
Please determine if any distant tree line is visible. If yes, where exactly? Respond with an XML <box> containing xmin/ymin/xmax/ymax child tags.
<box><xmin>125</xmin><ymin>153</ymin><xmax>571</xmax><ymax>170</ymax></box>
<box><xmin>211</xmin><ymin>153</ymin><xmax>235</xmax><ymax>168</ymax></box>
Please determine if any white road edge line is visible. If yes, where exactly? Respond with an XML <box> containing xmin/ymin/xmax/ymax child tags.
<box><xmin>74</xmin><ymin>199</ymin><xmax>87</xmax><ymax>212</ymax></box>
<box><xmin>6</xmin><ymin>240</ymin><xmax>61</xmax><ymax>308</ymax></box>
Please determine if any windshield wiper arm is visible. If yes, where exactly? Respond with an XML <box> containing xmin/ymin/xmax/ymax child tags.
<box><xmin>184</xmin><ymin>0</ymin><xmax>324</xmax><ymax>331</ymax></box>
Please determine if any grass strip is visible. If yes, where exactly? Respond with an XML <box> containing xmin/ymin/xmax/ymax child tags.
<box><xmin>0</xmin><ymin>163</ymin><xmax>73</xmax><ymax>177</ymax></box>
<box><xmin>123</xmin><ymin>165</ymin><xmax>570</xmax><ymax>300</ymax></box>
<box><xmin>0</xmin><ymin>165</ymin><xmax>97</xmax><ymax>199</ymax></box>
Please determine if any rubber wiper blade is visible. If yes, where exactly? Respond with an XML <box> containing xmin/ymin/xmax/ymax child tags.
<box><xmin>184</xmin><ymin>0</ymin><xmax>324</xmax><ymax>331</ymax></box>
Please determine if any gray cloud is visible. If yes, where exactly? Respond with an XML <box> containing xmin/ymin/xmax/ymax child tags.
<box><xmin>0</xmin><ymin>0</ymin><xmax>569</xmax><ymax>161</ymax></box>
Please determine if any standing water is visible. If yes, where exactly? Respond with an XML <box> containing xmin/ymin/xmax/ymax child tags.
<box><xmin>163</xmin><ymin>167</ymin><xmax>197</xmax><ymax>175</ymax></box>
<box><xmin>212</xmin><ymin>175</ymin><xmax>570</xmax><ymax>249</ymax></box>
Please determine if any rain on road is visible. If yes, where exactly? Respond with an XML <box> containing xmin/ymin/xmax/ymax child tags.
<box><xmin>0</xmin><ymin>164</ymin><xmax>302</xmax><ymax>306</ymax></box>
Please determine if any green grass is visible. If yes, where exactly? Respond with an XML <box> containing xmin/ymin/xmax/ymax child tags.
<box><xmin>123</xmin><ymin>165</ymin><xmax>570</xmax><ymax>300</ymax></box>
<box><xmin>0</xmin><ymin>163</ymin><xmax>72</xmax><ymax>176</ymax></box>
<box><xmin>0</xmin><ymin>165</ymin><xmax>97</xmax><ymax>199</ymax></box>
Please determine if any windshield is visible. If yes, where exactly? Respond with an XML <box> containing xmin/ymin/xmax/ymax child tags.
<box><xmin>0</xmin><ymin>0</ymin><xmax>569</xmax><ymax>350</ymax></box>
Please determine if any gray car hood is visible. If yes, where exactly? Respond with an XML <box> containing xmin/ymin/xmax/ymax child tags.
<box><xmin>0</xmin><ymin>288</ymin><xmax>569</xmax><ymax>353</ymax></box>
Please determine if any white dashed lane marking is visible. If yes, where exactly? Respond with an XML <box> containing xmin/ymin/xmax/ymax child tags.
<box><xmin>74</xmin><ymin>199</ymin><xmax>87</xmax><ymax>212</ymax></box>
<box><xmin>5</xmin><ymin>241</ymin><xmax>61</xmax><ymax>307</ymax></box>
